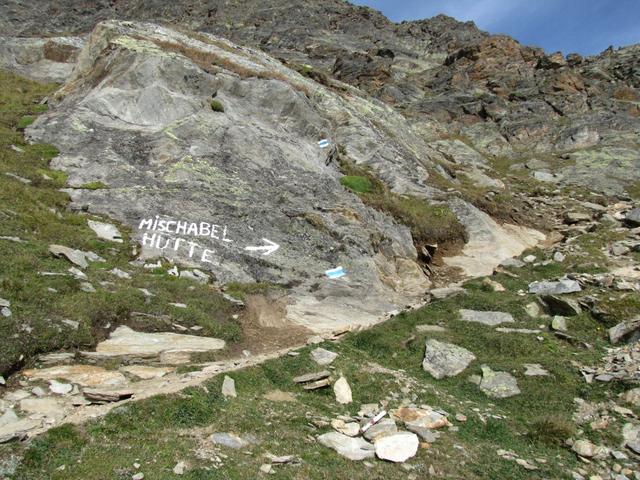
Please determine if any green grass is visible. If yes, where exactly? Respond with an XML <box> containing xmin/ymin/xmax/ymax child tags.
<box><xmin>338</xmin><ymin>159</ymin><xmax>466</xmax><ymax>246</ymax></box>
<box><xmin>0</xmin><ymin>70</ymin><xmax>241</xmax><ymax>377</ymax></box>
<box><xmin>340</xmin><ymin>175</ymin><xmax>372</xmax><ymax>194</ymax></box>
<box><xmin>16</xmin><ymin>115</ymin><xmax>36</xmax><ymax>129</ymax></box>
<box><xmin>8</xmin><ymin>247</ymin><xmax>625</xmax><ymax>479</ymax></box>
<box><xmin>210</xmin><ymin>99</ymin><xmax>225</xmax><ymax>112</ymax></box>
<box><xmin>77</xmin><ymin>181</ymin><xmax>107</xmax><ymax>190</ymax></box>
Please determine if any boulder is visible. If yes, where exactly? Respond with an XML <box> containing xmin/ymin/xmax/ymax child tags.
<box><xmin>374</xmin><ymin>432</ymin><xmax>419</xmax><ymax>463</ymax></box>
<box><xmin>222</xmin><ymin>375</ymin><xmax>237</xmax><ymax>398</ymax></box>
<box><xmin>310</xmin><ymin>348</ymin><xmax>338</xmax><ymax>366</ymax></box>
<box><xmin>528</xmin><ymin>279</ymin><xmax>582</xmax><ymax>295</ymax></box>
<box><xmin>422</xmin><ymin>339</ymin><xmax>475</xmax><ymax>379</ymax></box>
<box><xmin>540</xmin><ymin>295</ymin><xmax>581</xmax><ymax>316</ymax></box>
<box><xmin>479</xmin><ymin>365</ymin><xmax>520</xmax><ymax>398</ymax></box>
<box><xmin>333</xmin><ymin>376</ymin><xmax>352</xmax><ymax>404</ymax></box>
<box><xmin>624</xmin><ymin>208</ymin><xmax>640</xmax><ymax>227</ymax></box>
<box><xmin>551</xmin><ymin>316</ymin><xmax>568</xmax><ymax>332</ymax></box>
<box><xmin>609</xmin><ymin>317</ymin><xmax>640</xmax><ymax>344</ymax></box>
<box><xmin>87</xmin><ymin>220</ymin><xmax>123</xmax><ymax>243</ymax></box>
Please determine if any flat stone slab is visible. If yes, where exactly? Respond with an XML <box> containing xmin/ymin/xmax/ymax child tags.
<box><xmin>479</xmin><ymin>366</ymin><xmax>520</xmax><ymax>398</ymax></box>
<box><xmin>293</xmin><ymin>371</ymin><xmax>331</xmax><ymax>384</ymax></box>
<box><xmin>459</xmin><ymin>309</ymin><xmax>514</xmax><ymax>326</ymax></box>
<box><xmin>120</xmin><ymin>365</ymin><xmax>173</xmax><ymax>380</ymax></box>
<box><xmin>310</xmin><ymin>348</ymin><xmax>338</xmax><ymax>366</ymax></box>
<box><xmin>23</xmin><ymin>365</ymin><xmax>127</xmax><ymax>387</ymax></box>
<box><xmin>87</xmin><ymin>326</ymin><xmax>225</xmax><ymax>358</ymax></box>
<box><xmin>317</xmin><ymin>432</ymin><xmax>374</xmax><ymax>461</ymax></box>
<box><xmin>49</xmin><ymin>244</ymin><xmax>88</xmax><ymax>268</ymax></box>
<box><xmin>429</xmin><ymin>287</ymin><xmax>465</xmax><ymax>300</ymax></box>
<box><xmin>422</xmin><ymin>339</ymin><xmax>476</xmax><ymax>379</ymax></box>
<box><xmin>374</xmin><ymin>432</ymin><xmax>419</xmax><ymax>463</ymax></box>
<box><xmin>415</xmin><ymin>324</ymin><xmax>446</xmax><ymax>333</ymax></box>
<box><xmin>83</xmin><ymin>387</ymin><xmax>134</xmax><ymax>402</ymax></box>
<box><xmin>523</xmin><ymin>364</ymin><xmax>549</xmax><ymax>376</ymax></box>
<box><xmin>495</xmin><ymin>328</ymin><xmax>541</xmax><ymax>334</ymax></box>
<box><xmin>528</xmin><ymin>279</ymin><xmax>582</xmax><ymax>295</ymax></box>
<box><xmin>210</xmin><ymin>432</ymin><xmax>256</xmax><ymax>449</ymax></box>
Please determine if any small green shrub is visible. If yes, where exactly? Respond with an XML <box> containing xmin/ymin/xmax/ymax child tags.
<box><xmin>210</xmin><ymin>99</ymin><xmax>225</xmax><ymax>112</ymax></box>
<box><xmin>340</xmin><ymin>175</ymin><xmax>373</xmax><ymax>194</ymax></box>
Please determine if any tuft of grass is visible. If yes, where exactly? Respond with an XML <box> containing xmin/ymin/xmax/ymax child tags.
<box><xmin>340</xmin><ymin>175</ymin><xmax>372</xmax><ymax>194</ymax></box>
<box><xmin>339</xmin><ymin>159</ymin><xmax>466</xmax><ymax>247</ymax></box>
<box><xmin>16</xmin><ymin>115</ymin><xmax>36</xmax><ymax>129</ymax></box>
<box><xmin>528</xmin><ymin>415</ymin><xmax>575</xmax><ymax>446</ymax></box>
<box><xmin>210</xmin><ymin>99</ymin><xmax>225</xmax><ymax>112</ymax></box>
<box><xmin>77</xmin><ymin>181</ymin><xmax>107</xmax><ymax>190</ymax></box>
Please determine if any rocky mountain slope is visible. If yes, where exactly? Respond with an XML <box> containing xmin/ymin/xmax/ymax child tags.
<box><xmin>0</xmin><ymin>1</ymin><xmax>639</xmax><ymax>479</ymax></box>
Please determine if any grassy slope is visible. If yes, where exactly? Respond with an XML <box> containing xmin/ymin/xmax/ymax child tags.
<box><xmin>8</xmin><ymin>241</ymin><xmax>635</xmax><ymax>479</ymax></box>
<box><xmin>0</xmin><ymin>70</ymin><xmax>241</xmax><ymax>378</ymax></box>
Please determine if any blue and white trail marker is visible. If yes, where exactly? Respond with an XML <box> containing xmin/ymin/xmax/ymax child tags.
<box><xmin>325</xmin><ymin>266</ymin><xmax>346</xmax><ymax>279</ymax></box>
<box><xmin>318</xmin><ymin>138</ymin><xmax>330</xmax><ymax>149</ymax></box>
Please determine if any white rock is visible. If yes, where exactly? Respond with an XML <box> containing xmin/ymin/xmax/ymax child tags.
<box><xmin>109</xmin><ymin>268</ymin><xmax>131</xmax><ymax>279</ymax></box>
<box><xmin>88</xmin><ymin>220</ymin><xmax>123</xmax><ymax>243</ymax></box>
<box><xmin>49</xmin><ymin>380</ymin><xmax>73</xmax><ymax>395</ymax></box>
<box><xmin>222</xmin><ymin>375</ymin><xmax>237</xmax><ymax>398</ymax></box>
<box><xmin>333</xmin><ymin>376</ymin><xmax>352</xmax><ymax>404</ymax></box>
<box><xmin>374</xmin><ymin>432</ymin><xmax>419</xmax><ymax>463</ymax></box>
<box><xmin>173</xmin><ymin>461</ymin><xmax>186</xmax><ymax>475</ymax></box>
<box><xmin>317</xmin><ymin>432</ymin><xmax>374</xmax><ymax>461</ymax></box>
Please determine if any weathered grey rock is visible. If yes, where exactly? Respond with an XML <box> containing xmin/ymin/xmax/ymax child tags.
<box><xmin>310</xmin><ymin>348</ymin><xmax>338</xmax><ymax>366</ymax></box>
<box><xmin>551</xmin><ymin>316</ymin><xmax>568</xmax><ymax>332</ymax></box>
<box><xmin>553</xmin><ymin>251</ymin><xmax>566</xmax><ymax>262</ymax></box>
<box><xmin>620</xmin><ymin>388</ymin><xmax>640</xmax><ymax>407</ymax></box>
<box><xmin>24</xmin><ymin>364</ymin><xmax>127</xmax><ymax>387</ymax></box>
<box><xmin>500</xmin><ymin>258</ymin><xmax>525</xmax><ymax>268</ymax></box>
<box><xmin>422</xmin><ymin>339</ymin><xmax>475</xmax><ymax>379</ymax></box>
<box><xmin>331</xmin><ymin>419</ymin><xmax>360</xmax><ymax>437</ymax></box>
<box><xmin>293</xmin><ymin>371</ymin><xmax>330</xmax><ymax>384</ymax></box>
<box><xmin>572</xmin><ymin>439</ymin><xmax>605</xmax><ymax>459</ymax></box>
<box><xmin>564</xmin><ymin>212</ymin><xmax>591</xmax><ymax>224</ymax></box>
<box><xmin>528</xmin><ymin>279</ymin><xmax>582</xmax><ymax>295</ymax></box>
<box><xmin>179</xmin><ymin>269</ymin><xmax>210</xmax><ymax>284</ymax></box>
<box><xmin>624</xmin><ymin>209</ymin><xmax>640</xmax><ymax>227</ymax></box>
<box><xmin>48</xmin><ymin>380</ymin><xmax>73</xmax><ymax>395</ymax></box>
<box><xmin>540</xmin><ymin>295</ymin><xmax>581</xmax><ymax>316</ymax></box>
<box><xmin>523</xmin><ymin>364</ymin><xmax>549</xmax><ymax>376</ymax></box>
<box><xmin>609</xmin><ymin>317</ymin><xmax>640</xmax><ymax>344</ymax></box>
<box><xmin>429</xmin><ymin>287</ymin><xmax>466</xmax><ymax>300</ymax></box>
<box><xmin>333</xmin><ymin>376</ymin><xmax>352</xmax><ymax>404</ymax></box>
<box><xmin>84</xmin><ymin>326</ymin><xmax>225</xmax><ymax>359</ymax></box>
<box><xmin>0</xmin><ymin>307</ymin><xmax>11</xmax><ymax>318</ymax></box>
<box><xmin>83</xmin><ymin>387</ymin><xmax>134</xmax><ymax>402</ymax></box>
<box><xmin>87</xmin><ymin>220</ymin><xmax>123</xmax><ymax>243</ymax></box>
<box><xmin>302</xmin><ymin>379</ymin><xmax>331</xmax><ymax>390</ymax></box>
<box><xmin>415</xmin><ymin>324</ymin><xmax>446</xmax><ymax>333</ymax></box>
<box><xmin>479</xmin><ymin>365</ymin><xmax>520</xmax><ymax>398</ymax></box>
<box><xmin>49</xmin><ymin>244</ymin><xmax>88</xmax><ymax>268</ymax></box>
<box><xmin>495</xmin><ymin>328</ymin><xmax>541</xmax><ymax>334</ymax></box>
<box><xmin>0</xmin><ymin>298</ymin><xmax>9</xmax><ymax>308</ymax></box>
<box><xmin>533</xmin><ymin>171</ymin><xmax>562</xmax><ymax>183</ymax></box>
<box><xmin>374</xmin><ymin>432</ymin><xmax>419</xmax><ymax>463</ymax></box>
<box><xmin>362</xmin><ymin>418</ymin><xmax>397</xmax><ymax>441</ymax></box>
<box><xmin>459</xmin><ymin>309</ymin><xmax>514</xmax><ymax>326</ymax></box>
<box><xmin>524</xmin><ymin>302</ymin><xmax>541</xmax><ymax>318</ymax></box>
<box><xmin>108</xmin><ymin>268</ymin><xmax>131</xmax><ymax>279</ymax></box>
<box><xmin>222</xmin><ymin>375</ymin><xmax>237</xmax><ymax>398</ymax></box>
<box><xmin>317</xmin><ymin>432</ymin><xmax>374</xmax><ymax>461</ymax></box>
<box><xmin>210</xmin><ymin>432</ymin><xmax>254</xmax><ymax>449</ymax></box>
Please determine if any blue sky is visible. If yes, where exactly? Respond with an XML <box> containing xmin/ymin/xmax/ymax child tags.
<box><xmin>351</xmin><ymin>0</ymin><xmax>640</xmax><ymax>56</ymax></box>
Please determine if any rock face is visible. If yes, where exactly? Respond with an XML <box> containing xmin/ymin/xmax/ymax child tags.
<box><xmin>11</xmin><ymin>19</ymin><xmax>553</xmax><ymax>334</ymax></box>
<box><xmin>422</xmin><ymin>339</ymin><xmax>475</xmax><ymax>379</ymax></box>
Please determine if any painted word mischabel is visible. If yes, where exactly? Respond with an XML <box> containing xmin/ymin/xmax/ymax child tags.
<box><xmin>138</xmin><ymin>216</ymin><xmax>231</xmax><ymax>264</ymax></box>
<box><xmin>138</xmin><ymin>216</ymin><xmax>280</xmax><ymax>265</ymax></box>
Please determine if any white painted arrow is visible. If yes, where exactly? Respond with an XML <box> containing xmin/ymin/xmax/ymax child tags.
<box><xmin>244</xmin><ymin>238</ymin><xmax>280</xmax><ymax>256</ymax></box>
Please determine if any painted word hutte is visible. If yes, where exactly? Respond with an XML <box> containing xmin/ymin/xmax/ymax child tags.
<box><xmin>138</xmin><ymin>216</ymin><xmax>233</xmax><ymax>242</ymax></box>
<box><xmin>141</xmin><ymin>232</ymin><xmax>217</xmax><ymax>263</ymax></box>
